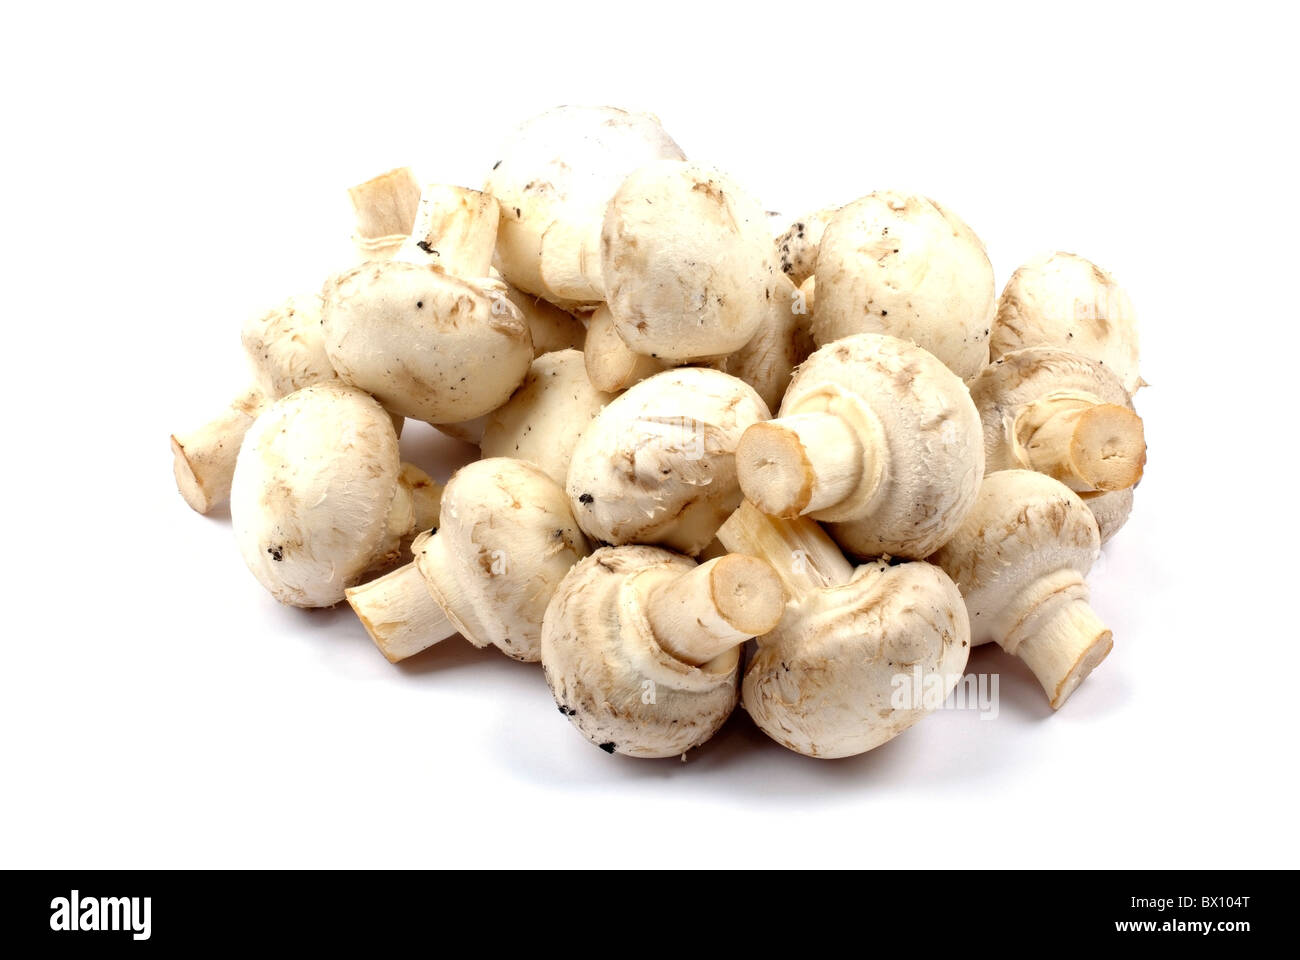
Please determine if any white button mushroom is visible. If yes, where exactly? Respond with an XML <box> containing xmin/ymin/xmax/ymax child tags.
<box><xmin>541</xmin><ymin>545</ymin><xmax>784</xmax><ymax>758</ymax></box>
<box><xmin>812</xmin><ymin>191</ymin><xmax>995</xmax><ymax>380</ymax></box>
<box><xmin>230</xmin><ymin>382</ymin><xmax>442</xmax><ymax>608</ymax></box>
<box><xmin>345</xmin><ymin>458</ymin><xmax>589</xmax><ymax>663</ymax></box>
<box><xmin>993</xmin><ymin>252</ymin><xmax>1141</xmax><ymax>394</ymax></box>
<box><xmin>601</xmin><ymin>160</ymin><xmax>783</xmax><ymax>362</ymax></box>
<box><xmin>566</xmin><ymin>367</ymin><xmax>770</xmax><ymax>556</ymax></box>
<box><xmin>480</xmin><ymin>350</ymin><xmax>615</xmax><ymax>486</ymax></box>
<box><xmin>171</xmin><ymin>292</ymin><xmax>343</xmax><ymax>515</ymax></box>
<box><xmin>970</xmin><ymin>347</ymin><xmax>1146</xmax><ymax>494</ymax></box>
<box><xmin>321</xmin><ymin>261</ymin><xmax>533</xmax><ymax>425</ymax></box>
<box><xmin>775</xmin><ymin>206</ymin><xmax>838</xmax><ymax>286</ymax></box>
<box><xmin>716</xmin><ymin>502</ymin><xmax>971</xmax><ymax>758</ymax></box>
<box><xmin>734</xmin><ymin>333</ymin><xmax>984</xmax><ymax>560</ymax></box>
<box><xmin>348</xmin><ymin>166</ymin><xmax>423</xmax><ymax>262</ymax></box>
<box><xmin>930</xmin><ymin>469</ymin><xmax>1112</xmax><ymax>709</ymax></box>
<box><xmin>485</xmin><ymin>105</ymin><xmax>685</xmax><ymax>310</ymax></box>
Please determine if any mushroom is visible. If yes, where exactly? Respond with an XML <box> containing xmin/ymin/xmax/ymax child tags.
<box><xmin>171</xmin><ymin>292</ymin><xmax>345</xmax><ymax>515</ymax></box>
<box><xmin>480</xmin><ymin>349</ymin><xmax>615</xmax><ymax>486</ymax></box>
<box><xmin>348</xmin><ymin>166</ymin><xmax>422</xmax><ymax>262</ymax></box>
<box><xmin>930</xmin><ymin>469</ymin><xmax>1112</xmax><ymax>709</ymax></box>
<box><xmin>485</xmin><ymin>105</ymin><xmax>685</xmax><ymax>309</ymax></box>
<box><xmin>583</xmin><ymin>303</ymin><xmax>668</xmax><ymax>393</ymax></box>
<box><xmin>775</xmin><ymin>206</ymin><xmax>838</xmax><ymax>285</ymax></box>
<box><xmin>541</xmin><ymin>545</ymin><xmax>784</xmax><ymax>757</ymax></box>
<box><xmin>716</xmin><ymin>501</ymin><xmax>970</xmax><ymax>758</ymax></box>
<box><xmin>230</xmin><ymin>382</ymin><xmax>442</xmax><ymax>608</ymax></box>
<box><xmin>345</xmin><ymin>458</ymin><xmax>588</xmax><ymax>662</ymax></box>
<box><xmin>566</xmin><ymin>367</ymin><xmax>770</xmax><ymax>556</ymax></box>
<box><xmin>322</xmin><ymin>261</ymin><xmax>533</xmax><ymax>425</ymax></box>
<box><xmin>710</xmin><ymin>270</ymin><xmax>813</xmax><ymax>410</ymax></box>
<box><xmin>734</xmin><ymin>333</ymin><xmax>983</xmax><ymax>560</ymax></box>
<box><xmin>601</xmin><ymin>160</ymin><xmax>783</xmax><ymax>362</ymax></box>
<box><xmin>812</xmin><ymin>191</ymin><xmax>995</xmax><ymax>380</ymax></box>
<box><xmin>993</xmin><ymin>252</ymin><xmax>1141</xmax><ymax>394</ymax></box>
<box><xmin>970</xmin><ymin>347</ymin><xmax>1146</xmax><ymax>493</ymax></box>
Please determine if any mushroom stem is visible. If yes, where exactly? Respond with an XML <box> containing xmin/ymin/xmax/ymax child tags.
<box><xmin>716</xmin><ymin>501</ymin><xmax>853</xmax><ymax>603</ymax></box>
<box><xmin>584</xmin><ymin>305</ymin><xmax>666</xmax><ymax>392</ymax></box>
<box><xmin>171</xmin><ymin>386</ymin><xmax>267</xmax><ymax>514</ymax></box>
<box><xmin>735</xmin><ymin>414</ymin><xmax>863</xmax><ymax>517</ymax></box>
<box><xmin>646</xmin><ymin>555</ymin><xmax>785</xmax><ymax>666</ymax></box>
<box><xmin>345</xmin><ymin>563</ymin><xmax>458</xmax><ymax>662</ymax></box>
<box><xmin>397</xmin><ymin>185</ymin><xmax>500</xmax><ymax>278</ymax></box>
<box><xmin>1018</xmin><ymin>397</ymin><xmax>1146</xmax><ymax>493</ymax></box>
<box><xmin>1000</xmin><ymin>570</ymin><xmax>1113</xmax><ymax>710</ymax></box>
<box><xmin>388</xmin><ymin>464</ymin><xmax>444</xmax><ymax>540</ymax></box>
<box><xmin>349</xmin><ymin>166</ymin><xmax>422</xmax><ymax>261</ymax></box>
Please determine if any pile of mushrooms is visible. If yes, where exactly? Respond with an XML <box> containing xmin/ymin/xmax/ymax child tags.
<box><xmin>172</xmin><ymin>105</ymin><xmax>1148</xmax><ymax>762</ymax></box>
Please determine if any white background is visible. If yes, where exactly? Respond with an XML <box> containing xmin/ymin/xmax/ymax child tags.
<box><xmin>2</xmin><ymin>1</ymin><xmax>1297</xmax><ymax>868</ymax></box>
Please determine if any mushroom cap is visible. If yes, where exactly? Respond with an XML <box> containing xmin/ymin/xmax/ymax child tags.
<box><xmin>601</xmin><ymin>160</ymin><xmax>782</xmax><ymax>362</ymax></box>
<box><xmin>1082</xmin><ymin>487</ymin><xmax>1134</xmax><ymax>545</ymax></box>
<box><xmin>241</xmin><ymin>293</ymin><xmax>334</xmax><ymax>398</ymax></box>
<box><xmin>992</xmin><ymin>252</ymin><xmax>1140</xmax><ymax>393</ymax></box>
<box><xmin>710</xmin><ymin>270</ymin><xmax>813</xmax><ymax>410</ymax></box>
<box><xmin>541</xmin><ymin>545</ymin><xmax>741</xmax><ymax>758</ymax></box>
<box><xmin>929</xmin><ymin>470</ymin><xmax>1100</xmax><ymax>644</ymax></box>
<box><xmin>231</xmin><ymin>382</ymin><xmax>403</xmax><ymax>607</ymax></box>
<box><xmin>566</xmin><ymin>367</ymin><xmax>770</xmax><ymax>555</ymax></box>
<box><xmin>970</xmin><ymin>346</ymin><xmax>1137</xmax><ymax>473</ymax></box>
<box><xmin>480</xmin><ymin>349</ymin><xmax>615</xmax><ymax>486</ymax></box>
<box><xmin>812</xmin><ymin>191</ymin><xmax>995</xmax><ymax>380</ymax></box>
<box><xmin>417</xmin><ymin>458</ymin><xmax>587</xmax><ymax>661</ymax></box>
<box><xmin>745</xmin><ymin>559</ymin><xmax>969</xmax><ymax>759</ymax></box>
<box><xmin>783</xmin><ymin>334</ymin><xmax>984</xmax><ymax>559</ymax></box>
<box><xmin>485</xmin><ymin>105</ymin><xmax>685</xmax><ymax>309</ymax></box>
<box><xmin>775</xmin><ymin>206</ymin><xmax>838</xmax><ymax>286</ymax></box>
<box><xmin>322</xmin><ymin>261</ymin><xmax>533</xmax><ymax>424</ymax></box>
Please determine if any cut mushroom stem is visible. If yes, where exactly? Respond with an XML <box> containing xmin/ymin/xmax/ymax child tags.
<box><xmin>1000</xmin><ymin>570</ymin><xmax>1113</xmax><ymax>709</ymax></box>
<box><xmin>735</xmin><ymin>413</ymin><xmax>864</xmax><ymax>518</ymax></box>
<box><xmin>346</xmin><ymin>561</ymin><xmax>458</xmax><ymax>663</ymax></box>
<box><xmin>646</xmin><ymin>554</ymin><xmax>785</xmax><ymax>666</ymax></box>
<box><xmin>349</xmin><ymin>166</ymin><xmax>422</xmax><ymax>261</ymax></box>
<box><xmin>397</xmin><ymin>184</ymin><xmax>500</xmax><ymax>278</ymax></box>
<box><xmin>716</xmin><ymin>501</ymin><xmax>854</xmax><ymax>602</ymax></box>
<box><xmin>1018</xmin><ymin>398</ymin><xmax>1146</xmax><ymax>493</ymax></box>
<box><xmin>171</xmin><ymin>387</ymin><xmax>267</xmax><ymax>514</ymax></box>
